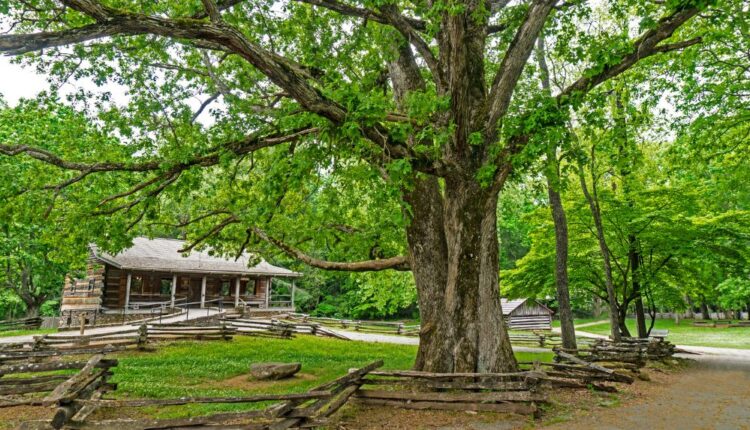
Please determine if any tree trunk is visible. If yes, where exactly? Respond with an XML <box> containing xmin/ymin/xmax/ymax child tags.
<box><xmin>577</xmin><ymin>163</ymin><xmax>621</xmax><ymax>341</ymax></box>
<box><xmin>592</xmin><ymin>296</ymin><xmax>604</xmax><ymax>318</ymax></box>
<box><xmin>546</xmin><ymin>170</ymin><xmax>576</xmax><ymax>350</ymax></box>
<box><xmin>403</xmin><ymin>177</ymin><xmax>452</xmax><ymax>372</ymax></box>
<box><xmin>629</xmin><ymin>235</ymin><xmax>648</xmax><ymax>338</ymax></box>
<box><xmin>684</xmin><ymin>295</ymin><xmax>694</xmax><ymax>319</ymax></box>
<box><xmin>536</xmin><ymin>38</ymin><xmax>576</xmax><ymax>351</ymax></box>
<box><xmin>406</xmin><ymin>175</ymin><xmax>517</xmax><ymax>373</ymax></box>
<box><xmin>700</xmin><ymin>300</ymin><xmax>711</xmax><ymax>320</ymax></box>
<box><xmin>25</xmin><ymin>302</ymin><xmax>41</xmax><ymax>318</ymax></box>
<box><xmin>617</xmin><ymin>305</ymin><xmax>632</xmax><ymax>338</ymax></box>
<box><xmin>426</xmin><ymin>174</ymin><xmax>516</xmax><ymax>373</ymax></box>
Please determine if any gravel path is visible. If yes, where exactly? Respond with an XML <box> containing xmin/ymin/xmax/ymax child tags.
<box><xmin>542</xmin><ymin>356</ymin><xmax>750</xmax><ymax>430</ymax></box>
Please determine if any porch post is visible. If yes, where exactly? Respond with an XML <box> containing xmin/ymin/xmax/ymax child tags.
<box><xmin>170</xmin><ymin>274</ymin><xmax>177</xmax><ymax>308</ymax></box>
<box><xmin>200</xmin><ymin>276</ymin><xmax>207</xmax><ymax>308</ymax></box>
<box><xmin>266</xmin><ymin>277</ymin><xmax>271</xmax><ymax>309</ymax></box>
<box><xmin>124</xmin><ymin>272</ymin><xmax>132</xmax><ymax>311</ymax></box>
<box><xmin>234</xmin><ymin>277</ymin><xmax>240</xmax><ymax>308</ymax></box>
<box><xmin>291</xmin><ymin>279</ymin><xmax>296</xmax><ymax>309</ymax></box>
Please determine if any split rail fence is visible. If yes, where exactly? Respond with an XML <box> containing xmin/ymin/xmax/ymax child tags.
<box><xmin>0</xmin><ymin>316</ymin><xmax>42</xmax><ymax>331</ymax></box>
<box><xmin>1</xmin><ymin>354</ymin><xmax>117</xmax><ymax>429</ymax></box>
<box><xmin>355</xmin><ymin>369</ymin><xmax>546</xmax><ymax>416</ymax></box>
<box><xmin>286</xmin><ymin>313</ymin><xmax>420</xmax><ymax>336</ymax></box>
<box><xmin>222</xmin><ymin>318</ymin><xmax>349</xmax><ymax>340</ymax></box>
<box><xmin>22</xmin><ymin>360</ymin><xmax>384</xmax><ymax>430</ymax></box>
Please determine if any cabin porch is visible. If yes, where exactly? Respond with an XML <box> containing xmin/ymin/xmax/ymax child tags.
<box><xmin>101</xmin><ymin>268</ymin><xmax>296</xmax><ymax>313</ymax></box>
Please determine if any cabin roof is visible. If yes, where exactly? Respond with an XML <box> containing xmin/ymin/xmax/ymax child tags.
<box><xmin>500</xmin><ymin>298</ymin><xmax>553</xmax><ymax>315</ymax></box>
<box><xmin>91</xmin><ymin>237</ymin><xmax>301</xmax><ymax>277</ymax></box>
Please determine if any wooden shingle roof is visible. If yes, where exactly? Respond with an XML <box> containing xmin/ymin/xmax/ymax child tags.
<box><xmin>91</xmin><ymin>237</ymin><xmax>301</xmax><ymax>277</ymax></box>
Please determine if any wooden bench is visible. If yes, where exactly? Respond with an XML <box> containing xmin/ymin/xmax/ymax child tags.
<box><xmin>649</xmin><ymin>329</ymin><xmax>668</xmax><ymax>339</ymax></box>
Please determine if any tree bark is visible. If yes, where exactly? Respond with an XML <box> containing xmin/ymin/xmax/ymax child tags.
<box><xmin>403</xmin><ymin>177</ymin><xmax>451</xmax><ymax>372</ymax></box>
<box><xmin>629</xmin><ymin>235</ymin><xmax>648</xmax><ymax>338</ymax></box>
<box><xmin>536</xmin><ymin>36</ymin><xmax>576</xmax><ymax>350</ymax></box>
<box><xmin>700</xmin><ymin>300</ymin><xmax>711</xmax><ymax>320</ymax></box>
<box><xmin>577</xmin><ymin>162</ymin><xmax>621</xmax><ymax>341</ymax></box>
<box><xmin>404</xmin><ymin>174</ymin><xmax>516</xmax><ymax>373</ymax></box>
<box><xmin>546</xmin><ymin>168</ymin><xmax>576</xmax><ymax>350</ymax></box>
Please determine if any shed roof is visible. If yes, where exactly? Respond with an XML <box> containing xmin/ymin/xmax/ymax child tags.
<box><xmin>500</xmin><ymin>298</ymin><xmax>553</xmax><ymax>315</ymax></box>
<box><xmin>91</xmin><ymin>237</ymin><xmax>301</xmax><ymax>277</ymax></box>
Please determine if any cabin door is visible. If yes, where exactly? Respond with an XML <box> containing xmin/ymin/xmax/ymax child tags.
<box><xmin>189</xmin><ymin>278</ymin><xmax>202</xmax><ymax>304</ymax></box>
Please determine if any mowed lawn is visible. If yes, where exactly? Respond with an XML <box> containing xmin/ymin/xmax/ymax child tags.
<box><xmin>580</xmin><ymin>318</ymin><xmax>750</xmax><ymax>349</ymax></box>
<box><xmin>106</xmin><ymin>335</ymin><xmax>554</xmax><ymax>419</ymax></box>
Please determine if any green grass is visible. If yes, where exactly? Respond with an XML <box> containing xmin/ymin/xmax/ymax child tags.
<box><xmin>107</xmin><ymin>335</ymin><xmax>553</xmax><ymax>419</ymax></box>
<box><xmin>580</xmin><ymin>318</ymin><xmax>750</xmax><ymax>349</ymax></box>
<box><xmin>0</xmin><ymin>328</ymin><xmax>57</xmax><ymax>338</ymax></box>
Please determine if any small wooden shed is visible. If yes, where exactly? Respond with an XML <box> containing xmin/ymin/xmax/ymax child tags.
<box><xmin>501</xmin><ymin>298</ymin><xmax>553</xmax><ymax>330</ymax></box>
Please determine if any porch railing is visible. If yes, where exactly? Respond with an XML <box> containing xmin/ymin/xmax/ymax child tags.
<box><xmin>269</xmin><ymin>293</ymin><xmax>293</xmax><ymax>309</ymax></box>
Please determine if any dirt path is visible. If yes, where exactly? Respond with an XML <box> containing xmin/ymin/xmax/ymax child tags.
<box><xmin>573</xmin><ymin>320</ymin><xmax>610</xmax><ymax>328</ymax></box>
<box><xmin>541</xmin><ymin>357</ymin><xmax>750</xmax><ymax>430</ymax></box>
<box><xmin>329</xmin><ymin>329</ymin><xmax>550</xmax><ymax>354</ymax></box>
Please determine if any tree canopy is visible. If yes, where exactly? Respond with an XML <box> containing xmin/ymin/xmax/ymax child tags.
<box><xmin>1</xmin><ymin>0</ymin><xmax>747</xmax><ymax>372</ymax></box>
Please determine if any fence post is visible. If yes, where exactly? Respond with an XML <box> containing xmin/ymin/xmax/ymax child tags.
<box><xmin>79</xmin><ymin>313</ymin><xmax>86</xmax><ymax>336</ymax></box>
<box><xmin>137</xmin><ymin>324</ymin><xmax>148</xmax><ymax>350</ymax></box>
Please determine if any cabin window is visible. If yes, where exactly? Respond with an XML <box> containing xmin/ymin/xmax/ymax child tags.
<box><xmin>245</xmin><ymin>279</ymin><xmax>257</xmax><ymax>297</ymax></box>
<box><xmin>132</xmin><ymin>276</ymin><xmax>144</xmax><ymax>294</ymax></box>
<box><xmin>220</xmin><ymin>281</ymin><xmax>231</xmax><ymax>296</ymax></box>
<box><xmin>160</xmin><ymin>278</ymin><xmax>173</xmax><ymax>296</ymax></box>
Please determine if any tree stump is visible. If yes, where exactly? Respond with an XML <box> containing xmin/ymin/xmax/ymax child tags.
<box><xmin>250</xmin><ymin>362</ymin><xmax>301</xmax><ymax>380</ymax></box>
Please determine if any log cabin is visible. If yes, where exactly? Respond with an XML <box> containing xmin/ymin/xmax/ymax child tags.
<box><xmin>59</xmin><ymin>237</ymin><xmax>301</xmax><ymax>327</ymax></box>
<box><xmin>501</xmin><ymin>298</ymin><xmax>554</xmax><ymax>330</ymax></box>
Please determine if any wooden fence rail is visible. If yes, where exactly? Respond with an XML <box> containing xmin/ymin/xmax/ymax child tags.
<box><xmin>0</xmin><ymin>354</ymin><xmax>118</xmax><ymax>429</ymax></box>
<box><xmin>27</xmin><ymin>360</ymin><xmax>384</xmax><ymax>430</ymax></box>
<box><xmin>0</xmin><ymin>324</ymin><xmax>237</xmax><ymax>362</ymax></box>
<box><xmin>224</xmin><ymin>318</ymin><xmax>350</xmax><ymax>340</ymax></box>
<box><xmin>284</xmin><ymin>313</ymin><xmax>598</xmax><ymax>347</ymax></box>
<box><xmin>0</xmin><ymin>317</ymin><xmax>42</xmax><ymax>331</ymax></box>
<box><xmin>353</xmin><ymin>369</ymin><xmax>546</xmax><ymax>416</ymax></box>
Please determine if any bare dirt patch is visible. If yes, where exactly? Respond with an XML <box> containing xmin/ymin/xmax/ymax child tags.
<box><xmin>201</xmin><ymin>372</ymin><xmax>317</xmax><ymax>391</ymax></box>
<box><xmin>329</xmin><ymin>403</ymin><xmax>530</xmax><ymax>430</ymax></box>
<box><xmin>0</xmin><ymin>405</ymin><xmax>53</xmax><ymax>429</ymax></box>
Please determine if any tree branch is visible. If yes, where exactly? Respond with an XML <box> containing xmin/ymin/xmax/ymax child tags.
<box><xmin>485</xmin><ymin>0</ymin><xmax>557</xmax><ymax>136</ymax></box>
<box><xmin>179</xmin><ymin>215</ymin><xmax>240</xmax><ymax>253</ymax></box>
<box><xmin>380</xmin><ymin>5</ymin><xmax>444</xmax><ymax>91</ymax></box>
<box><xmin>251</xmin><ymin>227</ymin><xmax>411</xmax><ymax>271</ymax></box>
<box><xmin>200</xmin><ymin>0</ymin><xmax>223</xmax><ymax>23</ymax></box>
<box><xmin>293</xmin><ymin>0</ymin><xmax>426</xmax><ymax>31</ymax></box>
<box><xmin>559</xmin><ymin>7</ymin><xmax>702</xmax><ymax>100</ymax></box>
<box><xmin>192</xmin><ymin>0</ymin><xmax>246</xmax><ymax>19</ymax></box>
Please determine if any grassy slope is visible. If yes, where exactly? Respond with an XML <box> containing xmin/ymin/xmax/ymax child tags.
<box><xmin>581</xmin><ymin>318</ymin><xmax>750</xmax><ymax>349</ymax></box>
<box><xmin>108</xmin><ymin>336</ymin><xmax>553</xmax><ymax>418</ymax></box>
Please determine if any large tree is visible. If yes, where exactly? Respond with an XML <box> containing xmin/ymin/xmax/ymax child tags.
<box><xmin>0</xmin><ymin>0</ymin><xmax>711</xmax><ymax>372</ymax></box>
